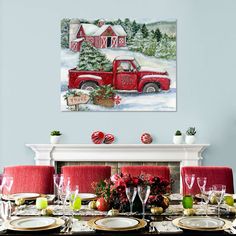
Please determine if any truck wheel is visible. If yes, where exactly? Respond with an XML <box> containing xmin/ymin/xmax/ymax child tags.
<box><xmin>80</xmin><ymin>82</ymin><xmax>98</xmax><ymax>91</ymax></box>
<box><xmin>143</xmin><ymin>83</ymin><xmax>160</xmax><ymax>93</ymax></box>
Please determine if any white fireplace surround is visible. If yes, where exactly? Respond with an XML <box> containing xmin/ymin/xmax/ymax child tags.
<box><xmin>26</xmin><ymin>144</ymin><xmax>209</xmax><ymax>168</ymax></box>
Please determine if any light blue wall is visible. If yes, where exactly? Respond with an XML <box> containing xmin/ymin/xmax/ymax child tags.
<box><xmin>0</xmin><ymin>0</ymin><xmax>236</xmax><ymax>181</ymax></box>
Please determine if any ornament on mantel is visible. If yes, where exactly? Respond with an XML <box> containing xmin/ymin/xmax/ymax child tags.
<box><xmin>141</xmin><ymin>133</ymin><xmax>153</xmax><ymax>144</ymax></box>
<box><xmin>103</xmin><ymin>134</ymin><xmax>115</xmax><ymax>144</ymax></box>
<box><xmin>91</xmin><ymin>131</ymin><xmax>105</xmax><ymax>144</ymax></box>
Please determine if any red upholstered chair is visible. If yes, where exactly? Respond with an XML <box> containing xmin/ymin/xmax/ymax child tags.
<box><xmin>3</xmin><ymin>165</ymin><xmax>55</xmax><ymax>194</ymax></box>
<box><xmin>61</xmin><ymin>165</ymin><xmax>111</xmax><ymax>193</ymax></box>
<box><xmin>181</xmin><ymin>166</ymin><xmax>234</xmax><ymax>195</ymax></box>
<box><xmin>120</xmin><ymin>166</ymin><xmax>170</xmax><ymax>182</ymax></box>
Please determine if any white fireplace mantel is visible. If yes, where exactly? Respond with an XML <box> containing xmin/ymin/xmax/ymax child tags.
<box><xmin>26</xmin><ymin>144</ymin><xmax>210</xmax><ymax>168</ymax></box>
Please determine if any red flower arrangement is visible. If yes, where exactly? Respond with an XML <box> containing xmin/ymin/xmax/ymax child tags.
<box><xmin>92</xmin><ymin>173</ymin><xmax>170</xmax><ymax>212</ymax></box>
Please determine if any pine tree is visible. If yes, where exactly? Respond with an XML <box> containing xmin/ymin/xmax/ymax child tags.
<box><xmin>77</xmin><ymin>42</ymin><xmax>112</xmax><ymax>71</ymax></box>
<box><xmin>155</xmin><ymin>34</ymin><xmax>176</xmax><ymax>60</ymax></box>
<box><xmin>128</xmin><ymin>29</ymin><xmax>144</xmax><ymax>52</ymax></box>
<box><xmin>143</xmin><ymin>33</ymin><xmax>157</xmax><ymax>56</ymax></box>
<box><xmin>131</xmin><ymin>20</ymin><xmax>140</xmax><ymax>37</ymax></box>
<box><xmin>141</xmin><ymin>24</ymin><xmax>149</xmax><ymax>38</ymax></box>
<box><xmin>61</xmin><ymin>18</ymin><xmax>70</xmax><ymax>48</ymax></box>
<box><xmin>122</xmin><ymin>18</ymin><xmax>133</xmax><ymax>41</ymax></box>
<box><xmin>153</xmin><ymin>28</ymin><xmax>162</xmax><ymax>42</ymax></box>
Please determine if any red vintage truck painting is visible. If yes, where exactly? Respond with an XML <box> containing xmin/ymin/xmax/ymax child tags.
<box><xmin>68</xmin><ymin>57</ymin><xmax>171</xmax><ymax>93</ymax></box>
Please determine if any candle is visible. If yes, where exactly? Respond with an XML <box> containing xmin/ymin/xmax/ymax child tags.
<box><xmin>36</xmin><ymin>197</ymin><xmax>48</xmax><ymax>210</ymax></box>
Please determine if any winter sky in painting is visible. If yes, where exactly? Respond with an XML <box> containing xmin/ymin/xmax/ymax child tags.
<box><xmin>61</xmin><ymin>18</ymin><xmax>176</xmax><ymax>111</ymax></box>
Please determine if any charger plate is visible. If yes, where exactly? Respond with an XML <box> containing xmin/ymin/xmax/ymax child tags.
<box><xmin>4</xmin><ymin>217</ymin><xmax>64</xmax><ymax>231</ymax></box>
<box><xmin>77</xmin><ymin>193</ymin><xmax>97</xmax><ymax>201</ymax></box>
<box><xmin>2</xmin><ymin>193</ymin><xmax>40</xmax><ymax>201</ymax></box>
<box><xmin>173</xmin><ymin>217</ymin><xmax>232</xmax><ymax>231</ymax></box>
<box><xmin>88</xmin><ymin>217</ymin><xmax>147</xmax><ymax>231</ymax></box>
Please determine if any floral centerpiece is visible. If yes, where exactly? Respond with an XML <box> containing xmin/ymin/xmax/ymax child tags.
<box><xmin>92</xmin><ymin>173</ymin><xmax>170</xmax><ymax>213</ymax></box>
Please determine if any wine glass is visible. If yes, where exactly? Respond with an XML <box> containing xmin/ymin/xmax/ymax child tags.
<box><xmin>213</xmin><ymin>184</ymin><xmax>226</xmax><ymax>218</ymax></box>
<box><xmin>202</xmin><ymin>186</ymin><xmax>213</xmax><ymax>216</ymax></box>
<box><xmin>138</xmin><ymin>185</ymin><xmax>150</xmax><ymax>218</ymax></box>
<box><xmin>61</xmin><ymin>183</ymin><xmax>71</xmax><ymax>219</ymax></box>
<box><xmin>0</xmin><ymin>174</ymin><xmax>4</xmax><ymax>200</ymax></box>
<box><xmin>125</xmin><ymin>186</ymin><xmax>137</xmax><ymax>215</ymax></box>
<box><xmin>53</xmin><ymin>174</ymin><xmax>64</xmax><ymax>204</ymax></box>
<box><xmin>197</xmin><ymin>177</ymin><xmax>207</xmax><ymax>204</ymax></box>
<box><xmin>184</xmin><ymin>174</ymin><xmax>195</xmax><ymax>195</ymax></box>
<box><xmin>3</xmin><ymin>175</ymin><xmax>13</xmax><ymax>199</ymax></box>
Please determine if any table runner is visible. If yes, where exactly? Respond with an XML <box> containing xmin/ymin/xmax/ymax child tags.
<box><xmin>13</xmin><ymin>204</ymin><xmax>218</xmax><ymax>216</ymax></box>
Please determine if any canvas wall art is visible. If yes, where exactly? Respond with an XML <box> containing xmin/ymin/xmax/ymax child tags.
<box><xmin>61</xmin><ymin>18</ymin><xmax>176</xmax><ymax>111</ymax></box>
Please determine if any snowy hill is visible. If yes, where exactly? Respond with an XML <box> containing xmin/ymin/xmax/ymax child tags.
<box><xmin>146</xmin><ymin>21</ymin><xmax>176</xmax><ymax>36</ymax></box>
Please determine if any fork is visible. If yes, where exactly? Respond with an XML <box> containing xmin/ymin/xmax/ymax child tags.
<box><xmin>60</xmin><ymin>217</ymin><xmax>70</xmax><ymax>233</ymax></box>
<box><xmin>65</xmin><ymin>218</ymin><xmax>73</xmax><ymax>233</ymax></box>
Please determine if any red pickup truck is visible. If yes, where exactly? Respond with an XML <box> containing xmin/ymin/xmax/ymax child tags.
<box><xmin>68</xmin><ymin>57</ymin><xmax>171</xmax><ymax>93</ymax></box>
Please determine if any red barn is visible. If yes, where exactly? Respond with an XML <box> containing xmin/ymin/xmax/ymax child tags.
<box><xmin>70</xmin><ymin>21</ymin><xmax>127</xmax><ymax>52</ymax></box>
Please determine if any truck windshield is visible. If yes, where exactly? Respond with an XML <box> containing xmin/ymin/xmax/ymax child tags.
<box><xmin>133</xmin><ymin>59</ymin><xmax>141</xmax><ymax>71</ymax></box>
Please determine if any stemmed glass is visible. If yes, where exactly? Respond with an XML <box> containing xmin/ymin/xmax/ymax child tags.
<box><xmin>61</xmin><ymin>178</ymin><xmax>71</xmax><ymax>219</ymax></box>
<box><xmin>184</xmin><ymin>174</ymin><xmax>195</xmax><ymax>195</ymax></box>
<box><xmin>53</xmin><ymin>174</ymin><xmax>64</xmax><ymax>204</ymax></box>
<box><xmin>213</xmin><ymin>184</ymin><xmax>226</xmax><ymax>218</ymax></box>
<box><xmin>138</xmin><ymin>185</ymin><xmax>150</xmax><ymax>218</ymax></box>
<box><xmin>3</xmin><ymin>175</ymin><xmax>13</xmax><ymax>200</ymax></box>
<box><xmin>125</xmin><ymin>186</ymin><xmax>137</xmax><ymax>215</ymax></box>
<box><xmin>1</xmin><ymin>175</ymin><xmax>13</xmax><ymax>220</ymax></box>
<box><xmin>68</xmin><ymin>185</ymin><xmax>81</xmax><ymax>216</ymax></box>
<box><xmin>202</xmin><ymin>186</ymin><xmax>213</xmax><ymax>216</ymax></box>
<box><xmin>197</xmin><ymin>177</ymin><xmax>207</xmax><ymax>205</ymax></box>
<box><xmin>0</xmin><ymin>174</ymin><xmax>4</xmax><ymax>200</ymax></box>
<box><xmin>182</xmin><ymin>174</ymin><xmax>195</xmax><ymax>209</ymax></box>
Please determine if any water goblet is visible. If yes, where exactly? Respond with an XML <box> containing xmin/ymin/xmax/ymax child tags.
<box><xmin>125</xmin><ymin>186</ymin><xmax>137</xmax><ymax>215</ymax></box>
<box><xmin>53</xmin><ymin>174</ymin><xmax>64</xmax><ymax>204</ymax></box>
<box><xmin>202</xmin><ymin>186</ymin><xmax>213</xmax><ymax>216</ymax></box>
<box><xmin>3</xmin><ymin>175</ymin><xmax>13</xmax><ymax>200</ymax></box>
<box><xmin>0</xmin><ymin>201</ymin><xmax>12</xmax><ymax>221</ymax></box>
<box><xmin>213</xmin><ymin>184</ymin><xmax>226</xmax><ymax>218</ymax></box>
<box><xmin>61</xmin><ymin>184</ymin><xmax>71</xmax><ymax>219</ymax></box>
<box><xmin>138</xmin><ymin>185</ymin><xmax>150</xmax><ymax>219</ymax></box>
<box><xmin>184</xmin><ymin>174</ymin><xmax>195</xmax><ymax>195</ymax></box>
<box><xmin>69</xmin><ymin>185</ymin><xmax>81</xmax><ymax>216</ymax></box>
<box><xmin>197</xmin><ymin>177</ymin><xmax>207</xmax><ymax>205</ymax></box>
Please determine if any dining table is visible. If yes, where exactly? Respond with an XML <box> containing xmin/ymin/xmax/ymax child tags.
<box><xmin>0</xmin><ymin>194</ymin><xmax>235</xmax><ymax>236</ymax></box>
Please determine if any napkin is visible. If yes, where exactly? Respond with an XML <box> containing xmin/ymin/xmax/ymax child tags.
<box><xmin>152</xmin><ymin>221</ymin><xmax>183</xmax><ymax>234</ymax></box>
<box><xmin>71</xmin><ymin>219</ymin><xmax>95</xmax><ymax>232</ymax></box>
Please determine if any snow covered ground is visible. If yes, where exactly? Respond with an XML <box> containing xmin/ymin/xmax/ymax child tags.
<box><xmin>61</xmin><ymin>48</ymin><xmax>176</xmax><ymax>111</ymax></box>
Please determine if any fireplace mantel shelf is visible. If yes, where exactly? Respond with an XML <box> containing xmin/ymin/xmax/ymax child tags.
<box><xmin>26</xmin><ymin>143</ymin><xmax>210</xmax><ymax>167</ymax></box>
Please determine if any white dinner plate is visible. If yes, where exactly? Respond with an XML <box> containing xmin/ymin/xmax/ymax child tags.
<box><xmin>77</xmin><ymin>193</ymin><xmax>97</xmax><ymax>200</ymax></box>
<box><xmin>5</xmin><ymin>218</ymin><xmax>64</xmax><ymax>232</ymax></box>
<box><xmin>95</xmin><ymin>217</ymin><xmax>139</xmax><ymax>229</ymax></box>
<box><xmin>3</xmin><ymin>193</ymin><xmax>40</xmax><ymax>201</ymax></box>
<box><xmin>9</xmin><ymin>217</ymin><xmax>56</xmax><ymax>229</ymax></box>
<box><xmin>179</xmin><ymin>217</ymin><xmax>225</xmax><ymax>229</ymax></box>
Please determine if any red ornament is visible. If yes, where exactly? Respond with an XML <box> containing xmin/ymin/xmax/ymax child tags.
<box><xmin>141</xmin><ymin>133</ymin><xmax>153</xmax><ymax>144</ymax></box>
<box><xmin>91</xmin><ymin>131</ymin><xmax>105</xmax><ymax>144</ymax></box>
<box><xmin>104</xmin><ymin>134</ymin><xmax>115</xmax><ymax>144</ymax></box>
<box><xmin>96</xmin><ymin>197</ymin><xmax>109</xmax><ymax>211</ymax></box>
